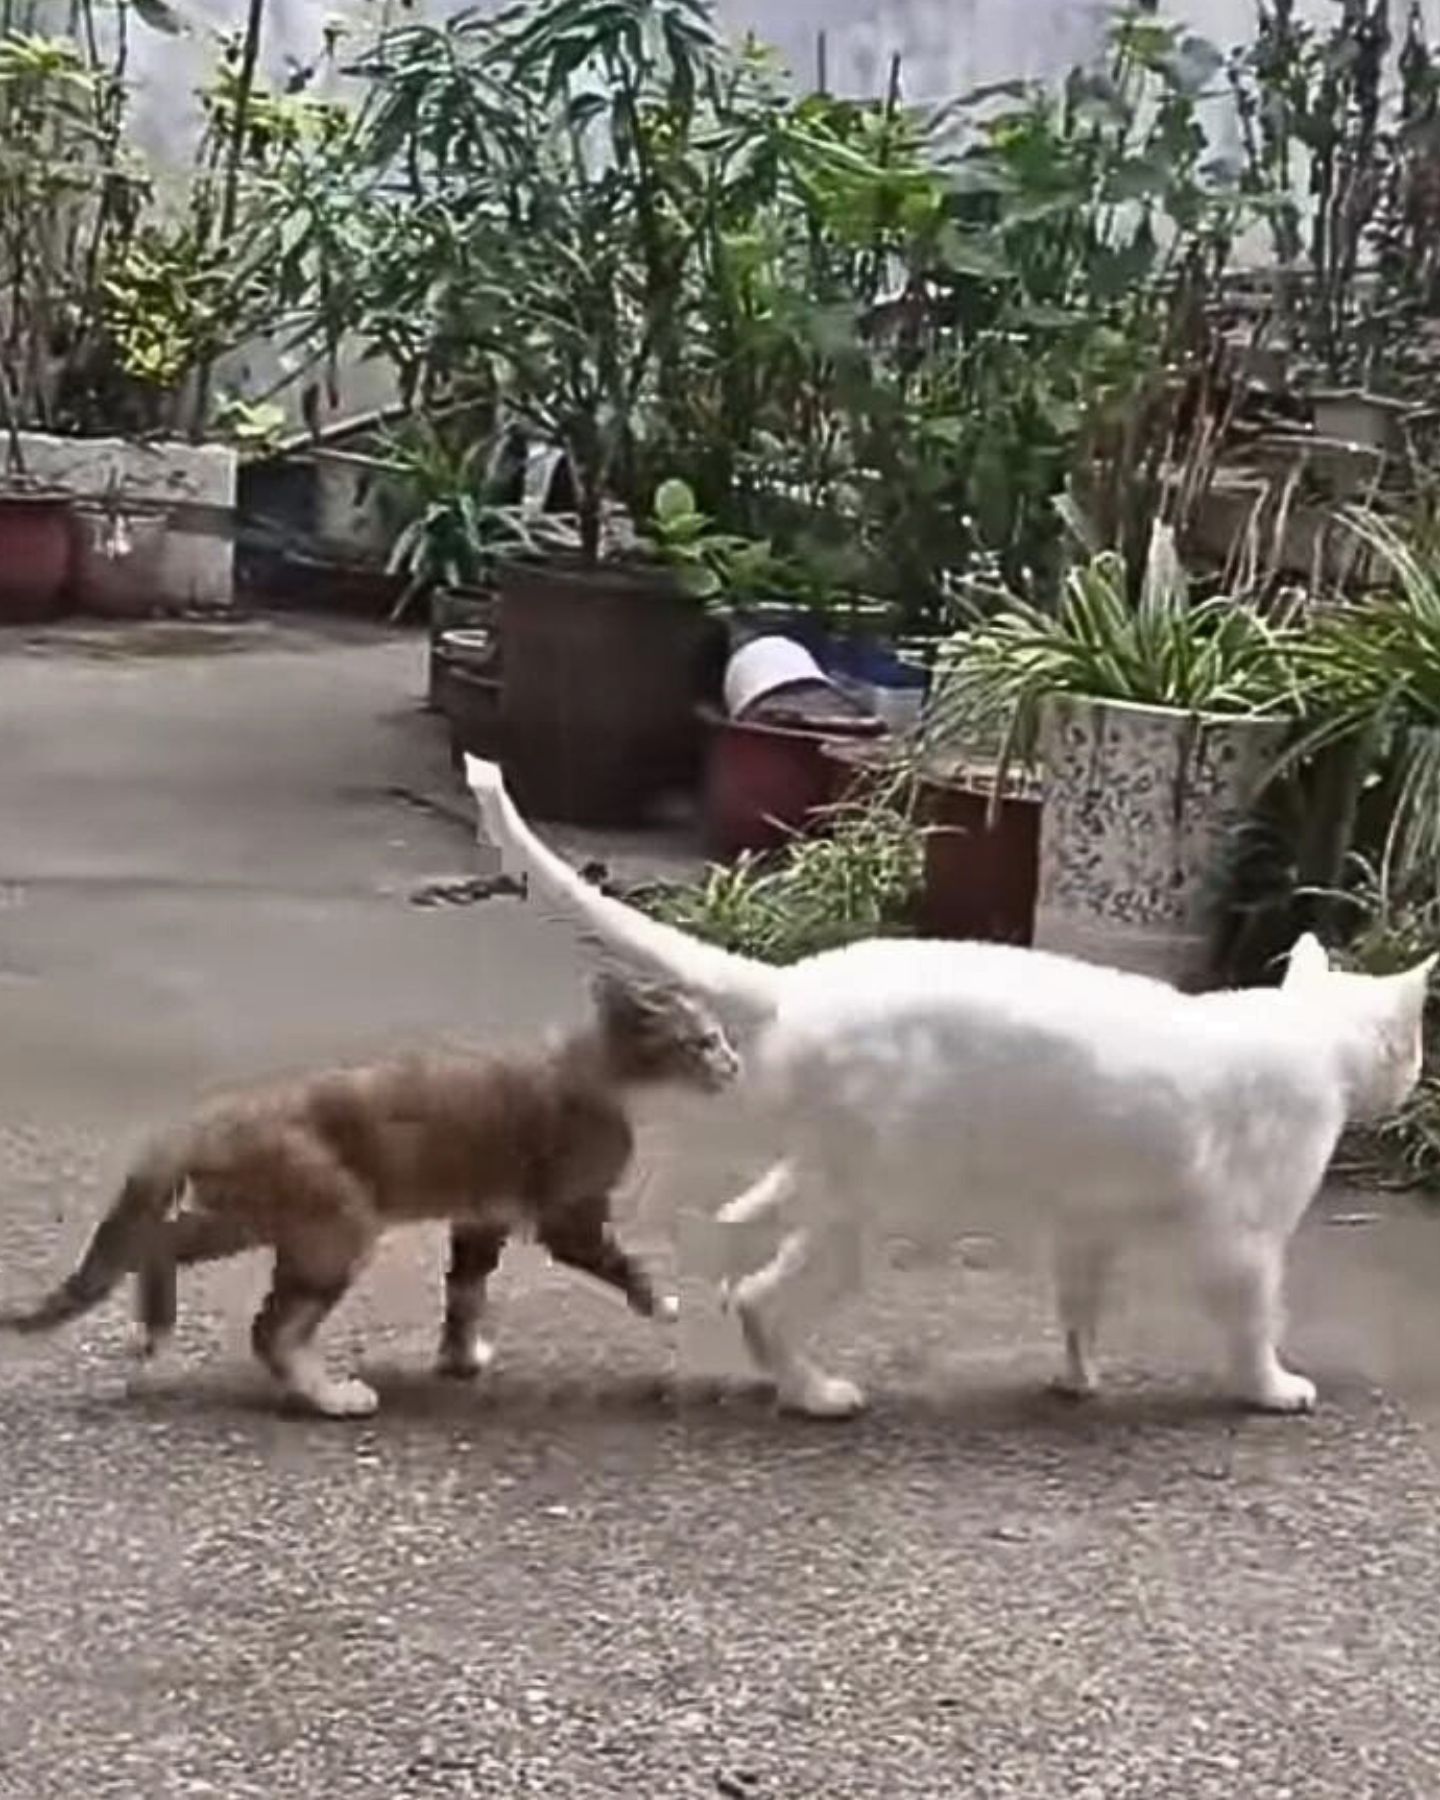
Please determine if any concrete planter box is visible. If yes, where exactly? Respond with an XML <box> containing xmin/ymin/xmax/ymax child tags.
<box><xmin>1034</xmin><ymin>694</ymin><xmax>1287</xmax><ymax>990</ymax></box>
<box><xmin>15</xmin><ymin>433</ymin><xmax>235</xmax><ymax>610</ymax></box>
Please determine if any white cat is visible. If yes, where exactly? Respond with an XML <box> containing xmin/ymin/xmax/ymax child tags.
<box><xmin>467</xmin><ymin>756</ymin><xmax>1432</xmax><ymax>1420</ymax></box>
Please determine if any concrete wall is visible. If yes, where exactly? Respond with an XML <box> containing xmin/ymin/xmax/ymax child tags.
<box><xmin>93</xmin><ymin>0</ymin><xmax>1440</xmax><ymax>432</ymax></box>
<box><xmin>17</xmin><ymin>434</ymin><xmax>236</xmax><ymax>608</ymax></box>
<box><xmin>115</xmin><ymin>0</ymin><xmax>1440</xmax><ymax>145</ymax></box>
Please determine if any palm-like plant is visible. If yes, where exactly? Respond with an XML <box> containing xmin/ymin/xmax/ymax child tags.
<box><xmin>337</xmin><ymin>0</ymin><xmax>725</xmax><ymax>566</ymax></box>
<box><xmin>925</xmin><ymin>519</ymin><xmax>1303</xmax><ymax>790</ymax></box>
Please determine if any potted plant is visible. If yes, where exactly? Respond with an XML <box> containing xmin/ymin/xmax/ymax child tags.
<box><xmin>931</xmin><ymin>521</ymin><xmax>1302</xmax><ymax>989</ymax></box>
<box><xmin>635</xmin><ymin>479</ymin><xmax>885</xmax><ymax>854</ymax></box>
<box><xmin>333</xmin><ymin>0</ymin><xmax>731</xmax><ymax>824</ymax></box>
<box><xmin>0</xmin><ymin>11</ymin><xmax>348</xmax><ymax>615</ymax></box>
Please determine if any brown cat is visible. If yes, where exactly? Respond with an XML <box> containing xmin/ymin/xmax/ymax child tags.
<box><xmin>0</xmin><ymin>971</ymin><xmax>739</xmax><ymax>1417</ymax></box>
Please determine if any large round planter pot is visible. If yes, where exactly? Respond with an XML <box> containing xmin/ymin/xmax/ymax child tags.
<box><xmin>1034</xmin><ymin>695</ymin><xmax>1288</xmax><ymax>989</ymax></box>
<box><xmin>0</xmin><ymin>490</ymin><xmax>72</xmax><ymax>623</ymax></box>
<box><xmin>71</xmin><ymin>501</ymin><xmax>168</xmax><ymax>617</ymax></box>
<box><xmin>821</xmin><ymin>742</ymin><xmax>1040</xmax><ymax>943</ymax></box>
<box><xmin>498</xmin><ymin>560</ymin><xmax>709</xmax><ymax>826</ymax></box>
<box><xmin>701</xmin><ymin>705</ymin><xmax>886</xmax><ymax>860</ymax></box>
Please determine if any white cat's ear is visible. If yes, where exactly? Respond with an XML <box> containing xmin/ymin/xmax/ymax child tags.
<box><xmin>1283</xmin><ymin>932</ymin><xmax>1330</xmax><ymax>989</ymax></box>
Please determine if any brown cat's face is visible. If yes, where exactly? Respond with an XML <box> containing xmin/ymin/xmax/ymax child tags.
<box><xmin>590</xmin><ymin>971</ymin><xmax>740</xmax><ymax>1092</ymax></box>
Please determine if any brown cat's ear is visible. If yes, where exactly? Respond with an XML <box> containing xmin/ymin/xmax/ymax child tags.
<box><xmin>590</xmin><ymin>968</ymin><xmax>665</xmax><ymax>1034</ymax></box>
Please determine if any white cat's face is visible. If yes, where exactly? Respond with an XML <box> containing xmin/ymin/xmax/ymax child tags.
<box><xmin>1282</xmin><ymin>931</ymin><xmax>1435</xmax><ymax>1119</ymax></box>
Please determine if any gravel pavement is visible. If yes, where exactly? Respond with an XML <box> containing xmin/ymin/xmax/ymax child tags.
<box><xmin>1</xmin><ymin>617</ymin><xmax>1438</xmax><ymax>1800</ymax></box>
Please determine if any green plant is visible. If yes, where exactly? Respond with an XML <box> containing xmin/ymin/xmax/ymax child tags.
<box><xmin>927</xmin><ymin>520</ymin><xmax>1303</xmax><ymax>786</ymax></box>
<box><xmin>1290</xmin><ymin>508</ymin><xmax>1440</xmax><ymax>903</ymax></box>
<box><xmin>0</xmin><ymin>0</ymin><xmax>348</xmax><ymax>439</ymax></box>
<box><xmin>210</xmin><ymin>393</ymin><xmax>286</xmax><ymax>452</ymax></box>
<box><xmin>1228</xmin><ymin>0</ymin><xmax>1396</xmax><ymax>386</ymax></box>
<box><xmin>333</xmin><ymin>0</ymin><xmax>727</xmax><ymax>565</ymax></box>
<box><xmin>641</xmin><ymin>476</ymin><xmax>807</xmax><ymax>603</ymax></box>
<box><xmin>1330</xmin><ymin>870</ymin><xmax>1440</xmax><ymax>1191</ymax></box>
<box><xmin>379</xmin><ymin>419</ymin><xmax>529</xmax><ymax>612</ymax></box>
<box><xmin>0</xmin><ymin>27</ymin><xmax>148</xmax><ymax>430</ymax></box>
<box><xmin>642</xmin><ymin>793</ymin><xmax>924</xmax><ymax>964</ymax></box>
<box><xmin>908</xmin><ymin>5</ymin><xmax>1250</xmax><ymax>604</ymax></box>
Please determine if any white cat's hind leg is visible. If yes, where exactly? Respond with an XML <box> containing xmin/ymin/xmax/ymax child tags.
<box><xmin>1199</xmin><ymin>1230</ymin><xmax>1315</xmax><ymax>1414</ymax></box>
<box><xmin>731</xmin><ymin>1223</ymin><xmax>866</xmax><ymax>1419</ymax></box>
<box><xmin>1051</xmin><ymin>1231</ymin><xmax>1115</xmax><ymax>1400</ymax></box>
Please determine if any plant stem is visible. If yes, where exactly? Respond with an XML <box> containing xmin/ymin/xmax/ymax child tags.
<box><xmin>189</xmin><ymin>0</ymin><xmax>267</xmax><ymax>441</ymax></box>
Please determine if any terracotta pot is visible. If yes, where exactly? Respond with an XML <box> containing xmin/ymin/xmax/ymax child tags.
<box><xmin>0</xmin><ymin>490</ymin><xmax>72</xmax><ymax>623</ymax></box>
<box><xmin>71</xmin><ymin>501</ymin><xmax>168</xmax><ymax>618</ymax></box>
<box><xmin>822</xmin><ymin>742</ymin><xmax>1040</xmax><ymax>943</ymax></box>
<box><xmin>916</xmin><ymin>771</ymin><xmax>1040</xmax><ymax>944</ymax></box>
<box><xmin>498</xmin><ymin>559</ymin><xmax>712</xmax><ymax>826</ymax></box>
<box><xmin>1035</xmin><ymin>695</ymin><xmax>1287</xmax><ymax>990</ymax></box>
<box><xmin>700</xmin><ymin>704</ymin><xmax>886</xmax><ymax>860</ymax></box>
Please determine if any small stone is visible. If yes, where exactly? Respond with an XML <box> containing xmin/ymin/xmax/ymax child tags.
<box><xmin>715</xmin><ymin>1772</ymin><xmax>760</xmax><ymax>1799</ymax></box>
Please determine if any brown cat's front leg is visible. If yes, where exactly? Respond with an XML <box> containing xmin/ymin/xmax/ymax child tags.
<box><xmin>437</xmin><ymin>1222</ymin><xmax>508</xmax><ymax>1378</ymax></box>
<box><xmin>538</xmin><ymin>1202</ymin><xmax>677</xmax><ymax>1321</ymax></box>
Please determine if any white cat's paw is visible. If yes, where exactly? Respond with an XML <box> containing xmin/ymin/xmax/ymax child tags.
<box><xmin>1245</xmin><ymin>1369</ymin><xmax>1317</xmax><ymax>1415</ymax></box>
<box><xmin>302</xmin><ymin>1376</ymin><xmax>380</xmax><ymax>1419</ymax></box>
<box><xmin>125</xmin><ymin>1321</ymin><xmax>168</xmax><ymax>1363</ymax></box>
<box><xmin>655</xmin><ymin>1294</ymin><xmax>680</xmax><ymax>1323</ymax></box>
<box><xmin>1049</xmin><ymin>1371</ymin><xmax>1100</xmax><ymax>1403</ymax></box>
<box><xmin>779</xmin><ymin>1372</ymin><xmax>868</xmax><ymax>1419</ymax></box>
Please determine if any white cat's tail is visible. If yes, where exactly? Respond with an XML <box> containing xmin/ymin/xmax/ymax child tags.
<box><xmin>465</xmin><ymin>756</ymin><xmax>781</xmax><ymax>1034</ymax></box>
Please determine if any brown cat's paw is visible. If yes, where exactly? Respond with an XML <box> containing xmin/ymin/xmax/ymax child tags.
<box><xmin>435</xmin><ymin>1337</ymin><xmax>496</xmax><ymax>1380</ymax></box>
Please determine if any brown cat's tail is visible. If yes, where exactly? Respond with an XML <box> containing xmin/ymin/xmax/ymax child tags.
<box><xmin>0</xmin><ymin>1141</ymin><xmax>186</xmax><ymax>1335</ymax></box>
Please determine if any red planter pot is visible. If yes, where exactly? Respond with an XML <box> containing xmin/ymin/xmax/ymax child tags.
<box><xmin>71</xmin><ymin>502</ymin><xmax>168</xmax><ymax>618</ymax></box>
<box><xmin>822</xmin><ymin>742</ymin><xmax>1041</xmax><ymax>944</ymax></box>
<box><xmin>915</xmin><ymin>772</ymin><xmax>1040</xmax><ymax>945</ymax></box>
<box><xmin>700</xmin><ymin>704</ymin><xmax>887</xmax><ymax>860</ymax></box>
<box><xmin>0</xmin><ymin>490</ymin><xmax>72</xmax><ymax>623</ymax></box>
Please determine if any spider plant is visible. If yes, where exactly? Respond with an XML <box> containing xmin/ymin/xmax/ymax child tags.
<box><xmin>641</xmin><ymin>789</ymin><xmax>923</xmax><ymax>964</ymax></box>
<box><xmin>1289</xmin><ymin>508</ymin><xmax>1440</xmax><ymax>905</ymax></box>
<box><xmin>1328</xmin><ymin>865</ymin><xmax>1440</xmax><ymax>1193</ymax></box>
<box><xmin>924</xmin><ymin>518</ymin><xmax>1304</xmax><ymax>797</ymax></box>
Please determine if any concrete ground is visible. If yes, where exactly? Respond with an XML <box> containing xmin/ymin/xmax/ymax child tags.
<box><xmin>1</xmin><ymin>617</ymin><xmax>1439</xmax><ymax>1799</ymax></box>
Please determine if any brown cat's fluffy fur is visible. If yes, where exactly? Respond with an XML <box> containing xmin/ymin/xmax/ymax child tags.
<box><xmin>0</xmin><ymin>971</ymin><xmax>738</xmax><ymax>1416</ymax></box>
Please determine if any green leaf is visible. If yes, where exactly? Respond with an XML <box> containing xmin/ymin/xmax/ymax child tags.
<box><xmin>677</xmin><ymin>561</ymin><xmax>720</xmax><ymax>599</ymax></box>
<box><xmin>654</xmin><ymin>477</ymin><xmax>696</xmax><ymax>525</ymax></box>
<box><xmin>1103</xmin><ymin>155</ymin><xmax>1171</xmax><ymax>204</ymax></box>
<box><xmin>936</xmin><ymin>225</ymin><xmax>1012</xmax><ymax>282</ymax></box>
<box><xmin>130</xmin><ymin>0</ymin><xmax>187</xmax><ymax>36</ymax></box>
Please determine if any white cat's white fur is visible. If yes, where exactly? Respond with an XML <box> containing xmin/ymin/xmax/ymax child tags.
<box><xmin>467</xmin><ymin>756</ymin><xmax>1433</xmax><ymax>1419</ymax></box>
